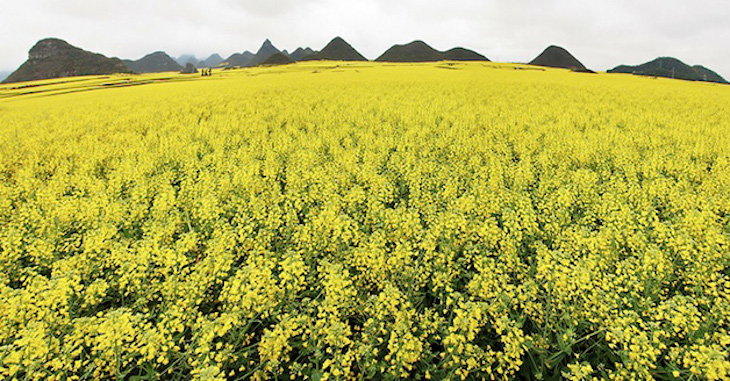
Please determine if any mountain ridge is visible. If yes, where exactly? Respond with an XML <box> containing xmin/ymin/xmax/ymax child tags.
<box><xmin>3</xmin><ymin>37</ymin><xmax>728</xmax><ymax>85</ymax></box>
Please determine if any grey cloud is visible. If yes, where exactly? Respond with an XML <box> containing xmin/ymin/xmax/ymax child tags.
<box><xmin>1</xmin><ymin>0</ymin><xmax>728</xmax><ymax>79</ymax></box>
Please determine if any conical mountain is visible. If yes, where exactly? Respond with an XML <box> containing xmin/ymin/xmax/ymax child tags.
<box><xmin>124</xmin><ymin>51</ymin><xmax>183</xmax><ymax>73</ymax></box>
<box><xmin>302</xmin><ymin>37</ymin><xmax>367</xmax><ymax>61</ymax></box>
<box><xmin>375</xmin><ymin>41</ymin><xmax>488</xmax><ymax>62</ymax></box>
<box><xmin>288</xmin><ymin>47</ymin><xmax>315</xmax><ymax>61</ymax></box>
<box><xmin>528</xmin><ymin>45</ymin><xmax>591</xmax><ymax>72</ymax></box>
<box><xmin>247</xmin><ymin>39</ymin><xmax>281</xmax><ymax>66</ymax></box>
<box><xmin>376</xmin><ymin>41</ymin><xmax>443</xmax><ymax>62</ymax></box>
<box><xmin>201</xmin><ymin>54</ymin><xmax>224</xmax><ymax>68</ymax></box>
<box><xmin>224</xmin><ymin>51</ymin><xmax>254</xmax><ymax>67</ymax></box>
<box><xmin>3</xmin><ymin>38</ymin><xmax>130</xmax><ymax>83</ymax></box>
<box><xmin>608</xmin><ymin>57</ymin><xmax>727</xmax><ymax>84</ymax></box>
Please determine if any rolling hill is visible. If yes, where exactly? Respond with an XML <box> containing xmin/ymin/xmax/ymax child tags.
<box><xmin>223</xmin><ymin>51</ymin><xmax>255</xmax><ymax>68</ymax></box>
<box><xmin>259</xmin><ymin>52</ymin><xmax>294</xmax><ymax>66</ymax></box>
<box><xmin>376</xmin><ymin>41</ymin><xmax>443</xmax><ymax>62</ymax></box>
<box><xmin>124</xmin><ymin>52</ymin><xmax>183</xmax><ymax>73</ymax></box>
<box><xmin>608</xmin><ymin>57</ymin><xmax>727</xmax><ymax>84</ymax></box>
<box><xmin>375</xmin><ymin>40</ymin><xmax>488</xmax><ymax>62</ymax></box>
<box><xmin>443</xmin><ymin>47</ymin><xmax>489</xmax><ymax>61</ymax></box>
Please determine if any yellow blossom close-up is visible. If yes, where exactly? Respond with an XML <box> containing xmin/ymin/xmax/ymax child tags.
<box><xmin>1</xmin><ymin>59</ymin><xmax>730</xmax><ymax>380</ymax></box>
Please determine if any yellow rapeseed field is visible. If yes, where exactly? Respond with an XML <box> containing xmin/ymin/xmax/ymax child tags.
<box><xmin>1</xmin><ymin>62</ymin><xmax>729</xmax><ymax>380</ymax></box>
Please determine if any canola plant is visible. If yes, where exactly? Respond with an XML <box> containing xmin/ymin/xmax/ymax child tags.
<box><xmin>0</xmin><ymin>62</ymin><xmax>729</xmax><ymax>380</ymax></box>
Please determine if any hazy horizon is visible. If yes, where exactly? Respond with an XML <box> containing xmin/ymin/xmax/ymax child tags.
<box><xmin>2</xmin><ymin>0</ymin><xmax>729</xmax><ymax>79</ymax></box>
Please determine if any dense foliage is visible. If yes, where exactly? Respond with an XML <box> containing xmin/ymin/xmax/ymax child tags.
<box><xmin>1</xmin><ymin>62</ymin><xmax>729</xmax><ymax>380</ymax></box>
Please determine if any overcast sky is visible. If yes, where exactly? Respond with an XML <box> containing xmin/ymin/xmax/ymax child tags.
<box><xmin>2</xmin><ymin>0</ymin><xmax>729</xmax><ymax>78</ymax></box>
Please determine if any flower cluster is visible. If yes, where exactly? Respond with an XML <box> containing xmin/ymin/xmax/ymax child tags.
<box><xmin>1</xmin><ymin>61</ymin><xmax>729</xmax><ymax>380</ymax></box>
